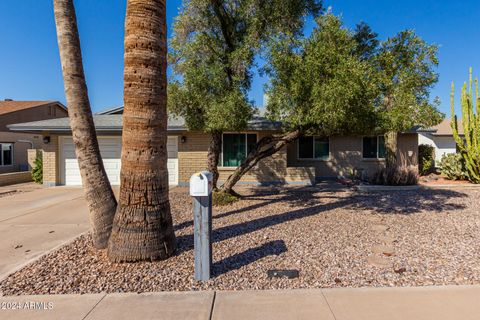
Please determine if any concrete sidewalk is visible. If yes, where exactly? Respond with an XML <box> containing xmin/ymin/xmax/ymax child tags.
<box><xmin>0</xmin><ymin>186</ymin><xmax>88</xmax><ymax>280</ymax></box>
<box><xmin>1</xmin><ymin>285</ymin><xmax>480</xmax><ymax>320</ymax></box>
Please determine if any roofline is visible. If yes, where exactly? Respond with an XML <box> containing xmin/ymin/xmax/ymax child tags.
<box><xmin>53</xmin><ymin>101</ymin><xmax>68</xmax><ymax>112</ymax></box>
<box><xmin>8</xmin><ymin>126</ymin><xmax>187</xmax><ymax>132</ymax></box>
<box><xmin>96</xmin><ymin>106</ymin><xmax>124</xmax><ymax>115</ymax></box>
<box><xmin>431</xmin><ymin>133</ymin><xmax>464</xmax><ymax>137</ymax></box>
<box><xmin>0</xmin><ymin>100</ymin><xmax>67</xmax><ymax>115</ymax></box>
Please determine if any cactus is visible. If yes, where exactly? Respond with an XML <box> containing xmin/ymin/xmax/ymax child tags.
<box><xmin>439</xmin><ymin>153</ymin><xmax>466</xmax><ymax>181</ymax></box>
<box><xmin>451</xmin><ymin>68</ymin><xmax>480</xmax><ymax>183</ymax></box>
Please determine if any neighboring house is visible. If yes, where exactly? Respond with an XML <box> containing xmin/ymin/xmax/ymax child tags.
<box><xmin>9</xmin><ymin>106</ymin><xmax>419</xmax><ymax>187</ymax></box>
<box><xmin>418</xmin><ymin>119</ymin><xmax>463</xmax><ymax>165</ymax></box>
<box><xmin>0</xmin><ymin>100</ymin><xmax>68</xmax><ymax>174</ymax></box>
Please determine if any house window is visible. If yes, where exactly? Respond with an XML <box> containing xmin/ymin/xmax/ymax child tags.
<box><xmin>222</xmin><ymin>133</ymin><xmax>257</xmax><ymax>167</ymax></box>
<box><xmin>298</xmin><ymin>136</ymin><xmax>329</xmax><ymax>160</ymax></box>
<box><xmin>0</xmin><ymin>143</ymin><xmax>13</xmax><ymax>166</ymax></box>
<box><xmin>363</xmin><ymin>136</ymin><xmax>386</xmax><ymax>159</ymax></box>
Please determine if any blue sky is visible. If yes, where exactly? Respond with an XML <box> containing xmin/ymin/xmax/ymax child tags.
<box><xmin>0</xmin><ymin>0</ymin><xmax>479</xmax><ymax>115</ymax></box>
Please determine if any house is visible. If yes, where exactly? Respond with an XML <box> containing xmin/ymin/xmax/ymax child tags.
<box><xmin>418</xmin><ymin>119</ymin><xmax>462</xmax><ymax>165</ymax></box>
<box><xmin>0</xmin><ymin>100</ymin><xmax>68</xmax><ymax>175</ymax></box>
<box><xmin>8</xmin><ymin>106</ymin><xmax>419</xmax><ymax>187</ymax></box>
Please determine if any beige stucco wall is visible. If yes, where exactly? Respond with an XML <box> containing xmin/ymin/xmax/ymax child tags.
<box><xmin>287</xmin><ymin>133</ymin><xmax>418</xmax><ymax>179</ymax></box>
<box><xmin>0</xmin><ymin>132</ymin><xmax>46</xmax><ymax>174</ymax></box>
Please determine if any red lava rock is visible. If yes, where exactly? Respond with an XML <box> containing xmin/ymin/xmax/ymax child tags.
<box><xmin>1</xmin><ymin>186</ymin><xmax>480</xmax><ymax>295</ymax></box>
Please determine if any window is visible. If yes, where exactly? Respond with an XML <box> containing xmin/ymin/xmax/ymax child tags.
<box><xmin>297</xmin><ymin>136</ymin><xmax>329</xmax><ymax>160</ymax></box>
<box><xmin>363</xmin><ymin>136</ymin><xmax>386</xmax><ymax>159</ymax></box>
<box><xmin>0</xmin><ymin>143</ymin><xmax>13</xmax><ymax>166</ymax></box>
<box><xmin>222</xmin><ymin>133</ymin><xmax>257</xmax><ymax>167</ymax></box>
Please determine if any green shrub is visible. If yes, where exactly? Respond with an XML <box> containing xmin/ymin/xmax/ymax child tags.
<box><xmin>371</xmin><ymin>166</ymin><xmax>419</xmax><ymax>186</ymax></box>
<box><xmin>418</xmin><ymin>144</ymin><xmax>435</xmax><ymax>175</ymax></box>
<box><xmin>213</xmin><ymin>190</ymin><xmax>239</xmax><ymax>206</ymax></box>
<box><xmin>31</xmin><ymin>152</ymin><xmax>43</xmax><ymax>184</ymax></box>
<box><xmin>439</xmin><ymin>153</ymin><xmax>467</xmax><ymax>180</ymax></box>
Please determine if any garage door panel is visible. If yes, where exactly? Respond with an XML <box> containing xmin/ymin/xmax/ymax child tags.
<box><xmin>65</xmin><ymin>162</ymin><xmax>79</xmax><ymax>170</ymax></box>
<box><xmin>62</xmin><ymin>136</ymin><xmax>178</xmax><ymax>186</ymax></box>
<box><xmin>103</xmin><ymin>161</ymin><xmax>121</xmax><ymax>170</ymax></box>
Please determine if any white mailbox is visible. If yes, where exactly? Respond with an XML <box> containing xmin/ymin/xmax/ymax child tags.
<box><xmin>189</xmin><ymin>171</ymin><xmax>213</xmax><ymax>197</ymax></box>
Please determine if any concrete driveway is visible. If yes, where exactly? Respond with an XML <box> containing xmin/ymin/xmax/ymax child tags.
<box><xmin>0</xmin><ymin>187</ymin><xmax>89</xmax><ymax>280</ymax></box>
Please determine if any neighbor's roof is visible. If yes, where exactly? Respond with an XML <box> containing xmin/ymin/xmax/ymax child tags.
<box><xmin>96</xmin><ymin>106</ymin><xmax>124</xmax><ymax>115</ymax></box>
<box><xmin>8</xmin><ymin>114</ymin><xmax>281</xmax><ymax>132</ymax></box>
<box><xmin>0</xmin><ymin>100</ymin><xmax>67</xmax><ymax>116</ymax></box>
<box><xmin>429</xmin><ymin>119</ymin><xmax>464</xmax><ymax>136</ymax></box>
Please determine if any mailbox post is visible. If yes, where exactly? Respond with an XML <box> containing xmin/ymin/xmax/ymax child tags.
<box><xmin>189</xmin><ymin>171</ymin><xmax>213</xmax><ymax>281</ymax></box>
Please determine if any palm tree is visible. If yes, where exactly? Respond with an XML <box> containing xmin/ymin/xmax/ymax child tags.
<box><xmin>107</xmin><ymin>0</ymin><xmax>175</xmax><ymax>262</ymax></box>
<box><xmin>53</xmin><ymin>0</ymin><xmax>117</xmax><ymax>249</ymax></box>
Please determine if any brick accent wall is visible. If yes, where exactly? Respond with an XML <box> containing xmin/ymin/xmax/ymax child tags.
<box><xmin>42</xmin><ymin>135</ymin><xmax>59</xmax><ymax>187</ymax></box>
<box><xmin>177</xmin><ymin>131</ymin><xmax>315</xmax><ymax>185</ymax></box>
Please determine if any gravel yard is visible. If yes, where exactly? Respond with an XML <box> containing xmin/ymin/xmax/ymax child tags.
<box><xmin>1</xmin><ymin>183</ymin><xmax>480</xmax><ymax>295</ymax></box>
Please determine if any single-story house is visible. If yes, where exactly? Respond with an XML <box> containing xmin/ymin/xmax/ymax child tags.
<box><xmin>418</xmin><ymin>119</ymin><xmax>463</xmax><ymax>165</ymax></box>
<box><xmin>8</xmin><ymin>106</ymin><xmax>419</xmax><ymax>187</ymax></box>
<box><xmin>0</xmin><ymin>100</ymin><xmax>68</xmax><ymax>174</ymax></box>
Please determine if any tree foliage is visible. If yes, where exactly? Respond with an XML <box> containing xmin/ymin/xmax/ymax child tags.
<box><xmin>168</xmin><ymin>0</ymin><xmax>322</xmax><ymax>132</ymax></box>
<box><xmin>374</xmin><ymin>30</ymin><xmax>444</xmax><ymax>132</ymax></box>
<box><xmin>265</xmin><ymin>14</ymin><xmax>378</xmax><ymax>136</ymax></box>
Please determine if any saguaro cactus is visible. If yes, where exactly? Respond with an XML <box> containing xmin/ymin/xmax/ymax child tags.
<box><xmin>451</xmin><ymin>68</ymin><xmax>480</xmax><ymax>183</ymax></box>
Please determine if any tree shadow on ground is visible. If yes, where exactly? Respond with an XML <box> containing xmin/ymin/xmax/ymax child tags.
<box><xmin>174</xmin><ymin>185</ymin><xmax>468</xmax><ymax>266</ymax></box>
<box><xmin>351</xmin><ymin>188</ymin><xmax>468</xmax><ymax>214</ymax></box>
<box><xmin>212</xmin><ymin>240</ymin><xmax>287</xmax><ymax>277</ymax></box>
<box><xmin>174</xmin><ymin>184</ymin><xmax>333</xmax><ymax>232</ymax></box>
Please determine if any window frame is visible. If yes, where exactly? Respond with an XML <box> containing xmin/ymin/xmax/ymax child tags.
<box><xmin>296</xmin><ymin>136</ymin><xmax>330</xmax><ymax>161</ymax></box>
<box><xmin>220</xmin><ymin>132</ymin><xmax>258</xmax><ymax>168</ymax></box>
<box><xmin>362</xmin><ymin>136</ymin><xmax>386</xmax><ymax>160</ymax></box>
<box><xmin>0</xmin><ymin>143</ymin><xmax>14</xmax><ymax>166</ymax></box>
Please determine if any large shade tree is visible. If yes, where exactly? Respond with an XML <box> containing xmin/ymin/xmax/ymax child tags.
<box><xmin>168</xmin><ymin>0</ymin><xmax>322</xmax><ymax>188</ymax></box>
<box><xmin>107</xmin><ymin>0</ymin><xmax>175</xmax><ymax>262</ymax></box>
<box><xmin>374</xmin><ymin>30</ymin><xmax>444</xmax><ymax>169</ymax></box>
<box><xmin>221</xmin><ymin>14</ymin><xmax>379</xmax><ymax>194</ymax></box>
<box><xmin>53</xmin><ymin>0</ymin><xmax>117</xmax><ymax>249</ymax></box>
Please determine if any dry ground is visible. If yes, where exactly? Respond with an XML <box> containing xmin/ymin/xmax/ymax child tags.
<box><xmin>1</xmin><ymin>183</ymin><xmax>479</xmax><ymax>295</ymax></box>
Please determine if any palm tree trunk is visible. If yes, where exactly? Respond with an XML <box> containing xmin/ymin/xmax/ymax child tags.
<box><xmin>221</xmin><ymin>130</ymin><xmax>302</xmax><ymax>195</ymax></box>
<box><xmin>107</xmin><ymin>0</ymin><xmax>175</xmax><ymax>262</ymax></box>
<box><xmin>207</xmin><ymin>131</ymin><xmax>222</xmax><ymax>189</ymax></box>
<box><xmin>53</xmin><ymin>0</ymin><xmax>117</xmax><ymax>249</ymax></box>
